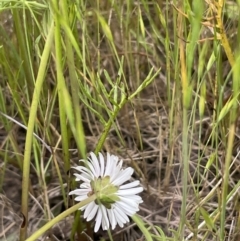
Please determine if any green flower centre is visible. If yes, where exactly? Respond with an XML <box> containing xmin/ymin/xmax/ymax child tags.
<box><xmin>90</xmin><ymin>176</ymin><xmax>120</xmax><ymax>209</ymax></box>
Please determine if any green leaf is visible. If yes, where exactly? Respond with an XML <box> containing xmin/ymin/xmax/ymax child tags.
<box><xmin>200</xmin><ymin>207</ymin><xmax>216</xmax><ymax>231</ymax></box>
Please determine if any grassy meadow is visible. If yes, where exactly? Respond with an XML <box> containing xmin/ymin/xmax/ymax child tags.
<box><xmin>0</xmin><ymin>0</ymin><xmax>240</xmax><ymax>240</ymax></box>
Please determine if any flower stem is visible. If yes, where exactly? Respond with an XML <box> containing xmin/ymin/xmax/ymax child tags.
<box><xmin>25</xmin><ymin>194</ymin><xmax>96</xmax><ymax>241</ymax></box>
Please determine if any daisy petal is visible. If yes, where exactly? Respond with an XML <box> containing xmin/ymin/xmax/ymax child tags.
<box><xmin>117</xmin><ymin>187</ymin><xmax>143</xmax><ymax>195</ymax></box>
<box><xmin>120</xmin><ymin>180</ymin><xmax>140</xmax><ymax>189</ymax></box>
<box><xmin>94</xmin><ymin>207</ymin><xmax>103</xmax><ymax>232</ymax></box>
<box><xmin>90</xmin><ymin>152</ymin><xmax>101</xmax><ymax>177</ymax></box>
<box><xmin>85</xmin><ymin>203</ymin><xmax>99</xmax><ymax>221</ymax></box>
<box><xmin>112</xmin><ymin>167</ymin><xmax>134</xmax><ymax>186</ymax></box>
<box><xmin>99</xmin><ymin>152</ymin><xmax>105</xmax><ymax>177</ymax></box>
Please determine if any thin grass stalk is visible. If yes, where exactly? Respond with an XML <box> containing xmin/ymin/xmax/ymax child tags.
<box><xmin>167</xmin><ymin>0</ymin><xmax>181</xmax><ymax>193</ymax></box>
<box><xmin>195</xmin><ymin>120</ymin><xmax>202</xmax><ymax>237</ymax></box>
<box><xmin>178</xmin><ymin>1</ymin><xmax>203</xmax><ymax>238</ymax></box>
<box><xmin>0</xmin><ymin>141</ymin><xmax>9</xmax><ymax>191</ymax></box>
<box><xmin>180</xmin><ymin>107</ymin><xmax>189</xmax><ymax>238</ymax></box>
<box><xmin>12</xmin><ymin>8</ymin><xmax>34</xmax><ymax>92</ymax></box>
<box><xmin>37</xmin><ymin>142</ymin><xmax>52</xmax><ymax>222</ymax></box>
<box><xmin>211</xmin><ymin>43</ymin><xmax>220</xmax><ymax>149</ymax></box>
<box><xmin>95</xmin><ymin>10</ymin><xmax>123</xmax><ymax>76</ymax></box>
<box><xmin>94</xmin><ymin>97</ymin><xmax>127</xmax><ymax>154</ymax></box>
<box><xmin>163</xmin><ymin>1</ymin><xmax>172</xmax><ymax>110</ymax></box>
<box><xmin>19</xmin><ymin>22</ymin><xmax>54</xmax><ymax>241</ymax></box>
<box><xmin>216</xmin><ymin>46</ymin><xmax>225</xmax><ymax>150</ymax></box>
<box><xmin>220</xmin><ymin>56</ymin><xmax>240</xmax><ymax>240</ymax></box>
<box><xmin>52</xmin><ymin>0</ymin><xmax>70</xmax><ymax>172</ymax></box>
<box><xmin>0</xmin><ymin>49</ymin><xmax>28</xmax><ymax>127</ymax></box>
<box><xmin>215</xmin><ymin>0</ymin><xmax>235</xmax><ymax>67</ymax></box>
<box><xmin>53</xmin><ymin>152</ymin><xmax>68</xmax><ymax>207</ymax></box>
<box><xmin>196</xmin><ymin>44</ymin><xmax>208</xmax><ymax>236</ymax></box>
<box><xmin>59</xmin><ymin>1</ymin><xmax>87</xmax><ymax>239</ymax></box>
<box><xmin>220</xmin><ymin>124</ymin><xmax>234</xmax><ymax>240</ymax></box>
<box><xmin>131</xmin><ymin>214</ymin><xmax>153</xmax><ymax>241</ymax></box>
<box><xmin>171</xmin><ymin>0</ymin><xmax>181</xmax><ymax>195</ymax></box>
<box><xmin>9</xmin><ymin>133</ymin><xmax>23</xmax><ymax>169</ymax></box>
<box><xmin>78</xmin><ymin>1</ymin><xmax>87</xmax><ymax>85</ymax></box>
<box><xmin>97</xmin><ymin>0</ymin><xmax>100</xmax><ymax>73</ymax></box>
<box><xmin>178</xmin><ymin>8</ymin><xmax>189</xmax><ymax>238</ymax></box>
<box><xmin>214</xmin><ymin>2</ymin><xmax>237</xmax><ymax>238</ymax></box>
<box><xmin>60</xmin><ymin>0</ymin><xmax>86</xmax><ymax>159</ymax></box>
<box><xmin>70</xmin><ymin>210</ymin><xmax>81</xmax><ymax>241</ymax></box>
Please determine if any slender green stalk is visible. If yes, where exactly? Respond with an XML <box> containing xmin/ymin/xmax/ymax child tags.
<box><xmin>220</xmin><ymin>124</ymin><xmax>234</xmax><ymax>240</ymax></box>
<box><xmin>25</xmin><ymin>194</ymin><xmax>96</xmax><ymax>241</ymax></box>
<box><xmin>19</xmin><ymin>22</ymin><xmax>54</xmax><ymax>241</ymax></box>
<box><xmin>178</xmin><ymin>8</ymin><xmax>189</xmax><ymax>238</ymax></box>
<box><xmin>220</xmin><ymin>56</ymin><xmax>240</xmax><ymax>240</ymax></box>
<box><xmin>12</xmin><ymin>8</ymin><xmax>34</xmax><ymax>92</ymax></box>
<box><xmin>59</xmin><ymin>2</ymin><xmax>87</xmax><ymax>239</ymax></box>
<box><xmin>132</xmin><ymin>215</ymin><xmax>153</xmax><ymax>241</ymax></box>
<box><xmin>179</xmin><ymin>107</ymin><xmax>189</xmax><ymax>238</ymax></box>
<box><xmin>95</xmin><ymin>98</ymin><xmax>127</xmax><ymax>154</ymax></box>
<box><xmin>70</xmin><ymin>210</ymin><xmax>81</xmax><ymax>241</ymax></box>
<box><xmin>60</xmin><ymin>0</ymin><xmax>86</xmax><ymax>159</ymax></box>
<box><xmin>52</xmin><ymin>0</ymin><xmax>70</xmax><ymax>172</ymax></box>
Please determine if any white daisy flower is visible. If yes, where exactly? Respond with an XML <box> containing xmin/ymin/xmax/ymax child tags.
<box><xmin>69</xmin><ymin>152</ymin><xmax>143</xmax><ymax>232</ymax></box>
